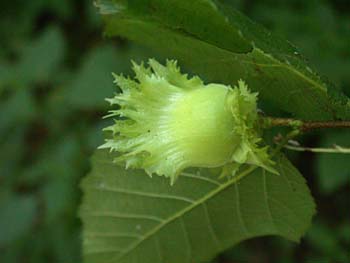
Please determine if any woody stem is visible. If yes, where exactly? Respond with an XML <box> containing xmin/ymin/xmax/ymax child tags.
<box><xmin>262</xmin><ymin>117</ymin><xmax>350</xmax><ymax>132</ymax></box>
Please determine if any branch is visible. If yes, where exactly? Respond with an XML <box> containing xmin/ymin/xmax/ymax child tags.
<box><xmin>262</xmin><ymin>117</ymin><xmax>350</xmax><ymax>132</ymax></box>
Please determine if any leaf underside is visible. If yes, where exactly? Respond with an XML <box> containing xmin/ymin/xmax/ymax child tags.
<box><xmin>96</xmin><ymin>0</ymin><xmax>350</xmax><ymax>121</ymax></box>
<box><xmin>80</xmin><ymin>150</ymin><xmax>315</xmax><ymax>263</ymax></box>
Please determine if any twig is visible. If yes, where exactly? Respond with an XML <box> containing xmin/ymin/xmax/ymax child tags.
<box><xmin>271</xmin><ymin>131</ymin><xmax>300</xmax><ymax>156</ymax></box>
<box><xmin>281</xmin><ymin>143</ymin><xmax>350</xmax><ymax>154</ymax></box>
<box><xmin>262</xmin><ymin>117</ymin><xmax>350</xmax><ymax>132</ymax></box>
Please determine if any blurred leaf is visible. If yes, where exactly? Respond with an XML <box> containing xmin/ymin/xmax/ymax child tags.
<box><xmin>85</xmin><ymin>121</ymin><xmax>109</xmax><ymax>150</ymax></box>
<box><xmin>42</xmin><ymin>177</ymin><xmax>75</xmax><ymax>223</ymax></box>
<box><xmin>48</xmin><ymin>223</ymin><xmax>82</xmax><ymax>263</ymax></box>
<box><xmin>0</xmin><ymin>128</ymin><xmax>26</xmax><ymax>181</ymax></box>
<box><xmin>0</xmin><ymin>194</ymin><xmax>37</xmax><ymax>245</ymax></box>
<box><xmin>338</xmin><ymin>223</ymin><xmax>350</xmax><ymax>244</ymax></box>
<box><xmin>80</xmin><ymin>150</ymin><xmax>315</xmax><ymax>263</ymax></box>
<box><xmin>306</xmin><ymin>222</ymin><xmax>350</xmax><ymax>261</ymax></box>
<box><xmin>316</xmin><ymin>131</ymin><xmax>350</xmax><ymax>194</ymax></box>
<box><xmin>43</xmin><ymin>0</ymin><xmax>73</xmax><ymax>19</ymax></box>
<box><xmin>61</xmin><ymin>44</ymin><xmax>155</xmax><ymax>109</ymax></box>
<box><xmin>62</xmin><ymin>45</ymin><xmax>120</xmax><ymax>109</ymax></box>
<box><xmin>96</xmin><ymin>0</ymin><xmax>350</xmax><ymax>120</ymax></box>
<box><xmin>0</xmin><ymin>2</ymin><xmax>39</xmax><ymax>46</ymax></box>
<box><xmin>86</xmin><ymin>0</ymin><xmax>103</xmax><ymax>28</ymax></box>
<box><xmin>0</xmin><ymin>63</ymin><xmax>15</xmax><ymax>90</ymax></box>
<box><xmin>20</xmin><ymin>134</ymin><xmax>81</xmax><ymax>185</ymax></box>
<box><xmin>16</xmin><ymin>27</ymin><xmax>65</xmax><ymax>85</ymax></box>
<box><xmin>0</xmin><ymin>89</ymin><xmax>36</xmax><ymax>136</ymax></box>
<box><xmin>221</xmin><ymin>237</ymin><xmax>296</xmax><ymax>263</ymax></box>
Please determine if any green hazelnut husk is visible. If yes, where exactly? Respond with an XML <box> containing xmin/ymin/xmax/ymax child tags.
<box><xmin>100</xmin><ymin>59</ymin><xmax>277</xmax><ymax>184</ymax></box>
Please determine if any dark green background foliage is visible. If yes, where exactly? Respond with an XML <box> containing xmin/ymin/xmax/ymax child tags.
<box><xmin>0</xmin><ymin>0</ymin><xmax>349</xmax><ymax>262</ymax></box>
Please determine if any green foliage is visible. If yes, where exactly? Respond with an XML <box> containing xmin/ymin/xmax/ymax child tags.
<box><xmin>1</xmin><ymin>1</ymin><xmax>350</xmax><ymax>263</ymax></box>
<box><xmin>78</xmin><ymin>1</ymin><xmax>350</xmax><ymax>262</ymax></box>
<box><xmin>96</xmin><ymin>0</ymin><xmax>350</xmax><ymax>120</ymax></box>
<box><xmin>80</xmin><ymin>150</ymin><xmax>315</xmax><ymax>263</ymax></box>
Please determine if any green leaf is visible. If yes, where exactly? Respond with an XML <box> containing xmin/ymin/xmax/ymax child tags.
<box><xmin>95</xmin><ymin>0</ymin><xmax>350</xmax><ymax>120</ymax></box>
<box><xmin>80</xmin><ymin>150</ymin><xmax>315</xmax><ymax>263</ymax></box>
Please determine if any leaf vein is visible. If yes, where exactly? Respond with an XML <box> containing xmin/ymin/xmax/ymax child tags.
<box><xmin>181</xmin><ymin>172</ymin><xmax>221</xmax><ymax>186</ymax></box>
<box><xmin>234</xmin><ymin>182</ymin><xmax>250</xmax><ymax>237</ymax></box>
<box><xmin>262</xmin><ymin>169</ymin><xmax>277</xmax><ymax>231</ymax></box>
<box><xmin>154</xmin><ymin>236</ymin><xmax>163</xmax><ymax>263</ymax></box>
<box><xmin>82</xmin><ymin>211</ymin><xmax>165</xmax><ymax>222</ymax></box>
<box><xmin>85</xmin><ymin>248</ymin><xmax>125</xmax><ymax>255</ymax></box>
<box><xmin>91</xmin><ymin>186</ymin><xmax>196</xmax><ymax>204</ymax></box>
<box><xmin>202</xmin><ymin>203</ymin><xmax>221</xmax><ymax>249</ymax></box>
<box><xmin>180</xmin><ymin>217</ymin><xmax>192</xmax><ymax>263</ymax></box>
<box><xmin>85</xmin><ymin>232</ymin><xmax>142</xmax><ymax>239</ymax></box>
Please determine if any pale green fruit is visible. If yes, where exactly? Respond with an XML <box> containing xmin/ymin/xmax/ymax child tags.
<box><xmin>100</xmin><ymin>59</ymin><xmax>276</xmax><ymax>183</ymax></box>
